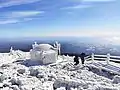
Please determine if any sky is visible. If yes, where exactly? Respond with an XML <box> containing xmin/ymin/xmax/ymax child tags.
<box><xmin>0</xmin><ymin>0</ymin><xmax>120</xmax><ymax>43</ymax></box>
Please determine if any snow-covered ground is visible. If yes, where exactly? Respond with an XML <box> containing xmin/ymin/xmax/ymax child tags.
<box><xmin>0</xmin><ymin>51</ymin><xmax>120</xmax><ymax>90</ymax></box>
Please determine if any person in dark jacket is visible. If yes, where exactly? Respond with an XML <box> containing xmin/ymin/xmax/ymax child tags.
<box><xmin>80</xmin><ymin>53</ymin><xmax>86</xmax><ymax>65</ymax></box>
<box><xmin>74</xmin><ymin>55</ymin><xmax>79</xmax><ymax>65</ymax></box>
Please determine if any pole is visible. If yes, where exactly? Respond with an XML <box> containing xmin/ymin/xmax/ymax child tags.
<box><xmin>106</xmin><ymin>53</ymin><xmax>110</xmax><ymax>65</ymax></box>
<box><xmin>92</xmin><ymin>53</ymin><xmax>94</xmax><ymax>63</ymax></box>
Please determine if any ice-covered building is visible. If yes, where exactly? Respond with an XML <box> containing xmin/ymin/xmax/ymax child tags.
<box><xmin>30</xmin><ymin>42</ymin><xmax>60</xmax><ymax>64</ymax></box>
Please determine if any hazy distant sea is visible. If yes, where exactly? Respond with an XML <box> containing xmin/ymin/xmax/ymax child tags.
<box><xmin>0</xmin><ymin>37</ymin><xmax>120</xmax><ymax>56</ymax></box>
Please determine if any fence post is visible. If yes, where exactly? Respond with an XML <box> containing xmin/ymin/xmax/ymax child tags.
<box><xmin>91</xmin><ymin>53</ymin><xmax>94</xmax><ymax>63</ymax></box>
<box><xmin>106</xmin><ymin>53</ymin><xmax>110</xmax><ymax>65</ymax></box>
<box><xmin>99</xmin><ymin>65</ymin><xmax>102</xmax><ymax>74</ymax></box>
<box><xmin>67</xmin><ymin>54</ymin><xmax>69</xmax><ymax>61</ymax></box>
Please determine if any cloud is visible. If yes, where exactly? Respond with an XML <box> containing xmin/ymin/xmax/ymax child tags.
<box><xmin>0</xmin><ymin>19</ymin><xmax>19</xmax><ymax>24</ymax></box>
<box><xmin>41</xmin><ymin>30</ymin><xmax>120</xmax><ymax>37</ymax></box>
<box><xmin>18</xmin><ymin>29</ymin><xmax>120</xmax><ymax>45</ymax></box>
<box><xmin>0</xmin><ymin>0</ymin><xmax>41</xmax><ymax>8</ymax></box>
<box><xmin>61</xmin><ymin>4</ymin><xmax>91</xmax><ymax>10</ymax></box>
<box><xmin>0</xmin><ymin>11</ymin><xmax>44</xmax><ymax>24</ymax></box>
<box><xmin>23</xmin><ymin>18</ymin><xmax>34</xmax><ymax>21</ymax></box>
<box><xmin>71</xmin><ymin>0</ymin><xmax>116</xmax><ymax>2</ymax></box>
<box><xmin>9</xmin><ymin>11</ymin><xmax>44</xmax><ymax>18</ymax></box>
<box><xmin>105</xmin><ymin>36</ymin><xmax>120</xmax><ymax>45</ymax></box>
<box><xmin>62</xmin><ymin>0</ymin><xmax>116</xmax><ymax>10</ymax></box>
<box><xmin>0</xmin><ymin>17</ymin><xmax>37</xmax><ymax>25</ymax></box>
<box><xmin>82</xmin><ymin>0</ymin><xmax>116</xmax><ymax>2</ymax></box>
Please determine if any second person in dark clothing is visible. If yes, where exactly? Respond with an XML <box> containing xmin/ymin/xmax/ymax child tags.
<box><xmin>80</xmin><ymin>53</ymin><xmax>86</xmax><ymax>65</ymax></box>
<box><xmin>74</xmin><ymin>55</ymin><xmax>79</xmax><ymax>65</ymax></box>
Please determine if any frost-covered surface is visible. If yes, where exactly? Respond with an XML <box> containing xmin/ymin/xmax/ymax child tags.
<box><xmin>0</xmin><ymin>51</ymin><xmax>120</xmax><ymax>90</ymax></box>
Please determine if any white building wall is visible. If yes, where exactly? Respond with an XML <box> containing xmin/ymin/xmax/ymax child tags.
<box><xmin>42</xmin><ymin>52</ymin><xmax>57</xmax><ymax>64</ymax></box>
<box><xmin>30</xmin><ymin>49</ymin><xmax>57</xmax><ymax>64</ymax></box>
<box><xmin>30</xmin><ymin>42</ymin><xmax>60</xmax><ymax>64</ymax></box>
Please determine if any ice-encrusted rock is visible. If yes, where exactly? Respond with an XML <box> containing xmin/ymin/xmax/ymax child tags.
<box><xmin>82</xmin><ymin>66</ymin><xmax>89</xmax><ymax>71</ymax></box>
<box><xmin>94</xmin><ymin>85</ymin><xmax>118</xmax><ymax>90</ymax></box>
<box><xmin>42</xmin><ymin>81</ymin><xmax>54</xmax><ymax>90</ymax></box>
<box><xmin>0</xmin><ymin>74</ymin><xmax>7</xmax><ymax>83</ymax></box>
<box><xmin>0</xmin><ymin>53</ymin><xmax>120</xmax><ymax>90</ymax></box>
<box><xmin>17</xmin><ymin>69</ymin><xmax>26</xmax><ymax>74</ymax></box>
<box><xmin>17</xmin><ymin>78</ymin><xmax>23</xmax><ymax>86</ymax></box>
<box><xmin>19</xmin><ymin>85</ymin><xmax>33</xmax><ymax>90</ymax></box>
<box><xmin>56</xmin><ymin>87</ymin><xmax>66</xmax><ymax>90</ymax></box>
<box><xmin>0</xmin><ymin>83</ymin><xmax>3</xmax><ymax>88</ymax></box>
<box><xmin>53</xmin><ymin>79</ymin><xmax>86</xmax><ymax>90</ymax></box>
<box><xmin>10</xmin><ymin>78</ymin><xmax>23</xmax><ymax>86</ymax></box>
<box><xmin>19</xmin><ymin>86</ymin><xmax>25</xmax><ymax>90</ymax></box>
<box><xmin>10</xmin><ymin>78</ymin><xmax>18</xmax><ymax>85</ymax></box>
<box><xmin>3</xmin><ymin>81</ymin><xmax>12</xmax><ymax>87</ymax></box>
<box><xmin>113</xmin><ymin>75</ymin><xmax>120</xmax><ymax>84</ymax></box>
<box><xmin>1</xmin><ymin>64</ymin><xmax>10</xmax><ymax>69</ymax></box>
<box><xmin>11</xmin><ymin>85</ymin><xmax>20</xmax><ymax>90</ymax></box>
<box><xmin>36</xmin><ymin>73</ymin><xmax>45</xmax><ymax>78</ymax></box>
<box><xmin>29</xmin><ymin>68</ymin><xmax>39</xmax><ymax>76</ymax></box>
<box><xmin>48</xmin><ymin>73</ymin><xmax>57</xmax><ymax>81</ymax></box>
<box><xmin>2</xmin><ymin>87</ymin><xmax>10</xmax><ymax>90</ymax></box>
<box><xmin>37</xmin><ymin>73</ymin><xmax>49</xmax><ymax>82</ymax></box>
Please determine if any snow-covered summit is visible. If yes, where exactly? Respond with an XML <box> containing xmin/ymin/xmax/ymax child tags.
<box><xmin>0</xmin><ymin>53</ymin><xmax>119</xmax><ymax>90</ymax></box>
<box><xmin>0</xmin><ymin>43</ymin><xmax>120</xmax><ymax>90</ymax></box>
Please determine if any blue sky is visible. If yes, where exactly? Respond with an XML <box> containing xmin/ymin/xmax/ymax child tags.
<box><xmin>0</xmin><ymin>0</ymin><xmax>120</xmax><ymax>43</ymax></box>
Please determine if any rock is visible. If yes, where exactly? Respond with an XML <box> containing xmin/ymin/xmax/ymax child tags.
<box><xmin>10</xmin><ymin>78</ymin><xmax>18</xmax><ymax>85</ymax></box>
<box><xmin>17</xmin><ymin>69</ymin><xmax>26</xmax><ymax>74</ymax></box>
<box><xmin>82</xmin><ymin>84</ymin><xmax>89</xmax><ymax>89</ymax></box>
<box><xmin>17</xmin><ymin>78</ymin><xmax>23</xmax><ymax>86</ymax></box>
<box><xmin>53</xmin><ymin>79</ymin><xmax>68</xmax><ymax>89</ymax></box>
<box><xmin>94</xmin><ymin>85</ymin><xmax>118</xmax><ymax>90</ymax></box>
<box><xmin>29</xmin><ymin>68</ymin><xmax>39</xmax><ymax>76</ymax></box>
<box><xmin>37</xmin><ymin>73</ymin><xmax>44</xmax><ymax>78</ymax></box>
<box><xmin>83</xmin><ymin>67</ymin><xmax>89</xmax><ymax>71</ymax></box>
<box><xmin>19</xmin><ymin>86</ymin><xmax>25</xmax><ymax>90</ymax></box>
<box><xmin>77</xmin><ymin>70</ymin><xmax>82</xmax><ymax>73</ymax></box>
<box><xmin>0</xmin><ymin>72</ymin><xmax>3</xmax><ymax>74</ymax></box>
<box><xmin>9</xmin><ymin>88</ymin><xmax>14</xmax><ymax>90</ymax></box>
<box><xmin>44</xmin><ymin>75</ymin><xmax>49</xmax><ymax>81</ymax></box>
<box><xmin>56</xmin><ymin>87</ymin><xmax>66</xmax><ymax>90</ymax></box>
<box><xmin>11</xmin><ymin>85</ymin><xmax>20</xmax><ymax>90</ymax></box>
<box><xmin>113</xmin><ymin>75</ymin><xmax>120</xmax><ymax>84</ymax></box>
<box><xmin>41</xmin><ymin>78</ymin><xmax>45</xmax><ymax>83</ymax></box>
<box><xmin>48</xmin><ymin>73</ymin><xmax>57</xmax><ymax>80</ymax></box>
<box><xmin>3</xmin><ymin>87</ymin><xmax>10</xmax><ymax>90</ymax></box>
<box><xmin>53</xmin><ymin>79</ymin><xmax>89</xmax><ymax>90</ymax></box>
<box><xmin>3</xmin><ymin>81</ymin><xmax>12</xmax><ymax>87</ymax></box>
<box><xmin>1</xmin><ymin>64</ymin><xmax>10</xmax><ymax>68</ymax></box>
<box><xmin>10</xmin><ymin>78</ymin><xmax>23</xmax><ymax>86</ymax></box>
<box><xmin>0</xmin><ymin>83</ymin><xmax>3</xmax><ymax>88</ymax></box>
<box><xmin>0</xmin><ymin>74</ymin><xmax>7</xmax><ymax>83</ymax></box>
<box><xmin>19</xmin><ymin>85</ymin><xmax>32</xmax><ymax>90</ymax></box>
<box><xmin>3</xmin><ymin>84</ymin><xmax>9</xmax><ymax>87</ymax></box>
<box><xmin>48</xmin><ymin>74</ymin><xmax>56</xmax><ymax>81</ymax></box>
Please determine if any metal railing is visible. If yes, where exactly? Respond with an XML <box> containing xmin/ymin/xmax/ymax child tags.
<box><xmin>85</xmin><ymin>53</ymin><xmax>120</xmax><ymax>64</ymax></box>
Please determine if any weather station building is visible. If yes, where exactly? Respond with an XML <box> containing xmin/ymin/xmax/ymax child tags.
<box><xmin>30</xmin><ymin>42</ymin><xmax>61</xmax><ymax>64</ymax></box>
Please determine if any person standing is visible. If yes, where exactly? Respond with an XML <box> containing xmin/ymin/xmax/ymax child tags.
<box><xmin>74</xmin><ymin>55</ymin><xmax>79</xmax><ymax>65</ymax></box>
<box><xmin>80</xmin><ymin>53</ymin><xmax>86</xmax><ymax>65</ymax></box>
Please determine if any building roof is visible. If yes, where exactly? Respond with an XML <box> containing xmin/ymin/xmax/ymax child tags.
<box><xmin>34</xmin><ymin>44</ymin><xmax>54</xmax><ymax>51</ymax></box>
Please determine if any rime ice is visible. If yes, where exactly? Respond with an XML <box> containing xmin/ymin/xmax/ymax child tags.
<box><xmin>0</xmin><ymin>42</ymin><xmax>119</xmax><ymax>90</ymax></box>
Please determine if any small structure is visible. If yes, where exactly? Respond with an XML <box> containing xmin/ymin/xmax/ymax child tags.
<box><xmin>10</xmin><ymin>47</ymin><xmax>14</xmax><ymax>55</ymax></box>
<box><xmin>54</xmin><ymin>41</ymin><xmax>61</xmax><ymax>55</ymax></box>
<box><xmin>30</xmin><ymin>42</ymin><xmax>60</xmax><ymax>64</ymax></box>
